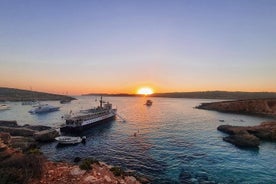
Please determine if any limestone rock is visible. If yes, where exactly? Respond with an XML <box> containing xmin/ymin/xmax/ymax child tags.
<box><xmin>23</xmin><ymin>124</ymin><xmax>52</xmax><ymax>131</ymax></box>
<box><xmin>84</xmin><ymin>175</ymin><xmax>98</xmax><ymax>183</ymax></box>
<box><xmin>0</xmin><ymin>120</ymin><xmax>18</xmax><ymax>127</ymax></box>
<box><xmin>218</xmin><ymin>121</ymin><xmax>276</xmax><ymax>148</ymax></box>
<box><xmin>0</xmin><ymin>126</ymin><xmax>35</xmax><ymax>136</ymax></box>
<box><xmin>9</xmin><ymin>136</ymin><xmax>37</xmax><ymax>151</ymax></box>
<box><xmin>0</xmin><ymin>132</ymin><xmax>11</xmax><ymax>144</ymax></box>
<box><xmin>33</xmin><ymin>129</ymin><xmax>59</xmax><ymax>142</ymax></box>
<box><xmin>70</xmin><ymin>166</ymin><xmax>86</xmax><ymax>176</ymax></box>
<box><xmin>104</xmin><ymin>175</ymin><xmax>112</xmax><ymax>182</ymax></box>
<box><xmin>223</xmin><ymin>134</ymin><xmax>260</xmax><ymax>148</ymax></box>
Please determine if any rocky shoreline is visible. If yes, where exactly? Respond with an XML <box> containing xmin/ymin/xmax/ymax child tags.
<box><xmin>196</xmin><ymin>99</ymin><xmax>276</xmax><ymax>148</ymax></box>
<box><xmin>0</xmin><ymin>138</ymin><xmax>145</xmax><ymax>184</ymax></box>
<box><xmin>196</xmin><ymin>99</ymin><xmax>276</xmax><ymax>117</ymax></box>
<box><xmin>0</xmin><ymin>120</ymin><xmax>149</xmax><ymax>184</ymax></box>
<box><xmin>0</xmin><ymin>120</ymin><xmax>59</xmax><ymax>151</ymax></box>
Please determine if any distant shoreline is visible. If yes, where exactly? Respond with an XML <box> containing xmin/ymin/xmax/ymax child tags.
<box><xmin>2</xmin><ymin>87</ymin><xmax>276</xmax><ymax>101</ymax></box>
<box><xmin>0</xmin><ymin>87</ymin><xmax>75</xmax><ymax>102</ymax></box>
<box><xmin>83</xmin><ymin>91</ymin><xmax>276</xmax><ymax>100</ymax></box>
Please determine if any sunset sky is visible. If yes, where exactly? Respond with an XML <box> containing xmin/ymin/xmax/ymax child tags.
<box><xmin>0</xmin><ymin>0</ymin><xmax>275</xmax><ymax>95</ymax></box>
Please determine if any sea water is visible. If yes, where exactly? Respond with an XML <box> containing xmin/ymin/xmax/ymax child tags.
<box><xmin>1</xmin><ymin>96</ymin><xmax>275</xmax><ymax>183</ymax></box>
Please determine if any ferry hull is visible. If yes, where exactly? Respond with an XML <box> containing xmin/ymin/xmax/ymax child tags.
<box><xmin>60</xmin><ymin>115</ymin><xmax>115</xmax><ymax>133</ymax></box>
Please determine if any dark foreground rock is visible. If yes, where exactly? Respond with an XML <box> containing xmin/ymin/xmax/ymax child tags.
<box><xmin>218</xmin><ymin>121</ymin><xmax>276</xmax><ymax>148</ymax></box>
<box><xmin>197</xmin><ymin>99</ymin><xmax>276</xmax><ymax>117</ymax></box>
<box><xmin>0</xmin><ymin>120</ymin><xmax>18</xmax><ymax>127</ymax></box>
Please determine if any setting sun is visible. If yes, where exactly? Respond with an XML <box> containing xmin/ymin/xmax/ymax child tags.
<box><xmin>137</xmin><ymin>87</ymin><xmax>154</xmax><ymax>95</ymax></box>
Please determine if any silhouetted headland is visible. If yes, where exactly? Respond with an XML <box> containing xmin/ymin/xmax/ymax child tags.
<box><xmin>0</xmin><ymin>87</ymin><xmax>75</xmax><ymax>102</ymax></box>
<box><xmin>83</xmin><ymin>91</ymin><xmax>276</xmax><ymax>99</ymax></box>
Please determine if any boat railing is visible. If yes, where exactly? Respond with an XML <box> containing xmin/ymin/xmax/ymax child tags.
<box><xmin>65</xmin><ymin>110</ymin><xmax>111</xmax><ymax>125</ymax></box>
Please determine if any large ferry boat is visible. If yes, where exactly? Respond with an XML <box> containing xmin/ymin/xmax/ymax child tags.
<box><xmin>60</xmin><ymin>97</ymin><xmax>117</xmax><ymax>133</ymax></box>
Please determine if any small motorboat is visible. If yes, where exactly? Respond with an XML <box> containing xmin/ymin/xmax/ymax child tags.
<box><xmin>145</xmin><ymin>100</ymin><xmax>153</xmax><ymax>106</ymax></box>
<box><xmin>29</xmin><ymin>104</ymin><xmax>60</xmax><ymax>114</ymax></box>
<box><xmin>55</xmin><ymin>136</ymin><xmax>86</xmax><ymax>144</ymax></box>
<box><xmin>0</xmin><ymin>104</ymin><xmax>10</xmax><ymax>111</ymax></box>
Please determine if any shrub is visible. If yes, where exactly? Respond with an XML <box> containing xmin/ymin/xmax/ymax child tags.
<box><xmin>110</xmin><ymin>166</ymin><xmax>124</xmax><ymax>177</ymax></box>
<box><xmin>79</xmin><ymin>157</ymin><xmax>99</xmax><ymax>170</ymax></box>
<box><xmin>26</xmin><ymin>148</ymin><xmax>42</xmax><ymax>155</ymax></box>
<box><xmin>0</xmin><ymin>154</ymin><xmax>44</xmax><ymax>183</ymax></box>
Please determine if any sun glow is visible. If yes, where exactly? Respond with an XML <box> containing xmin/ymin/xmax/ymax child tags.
<box><xmin>137</xmin><ymin>87</ymin><xmax>154</xmax><ymax>95</ymax></box>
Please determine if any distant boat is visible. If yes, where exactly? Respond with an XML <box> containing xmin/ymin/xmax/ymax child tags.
<box><xmin>0</xmin><ymin>104</ymin><xmax>10</xmax><ymax>111</ymax></box>
<box><xmin>29</xmin><ymin>104</ymin><xmax>60</xmax><ymax>114</ymax></box>
<box><xmin>145</xmin><ymin>100</ymin><xmax>153</xmax><ymax>106</ymax></box>
<box><xmin>55</xmin><ymin>136</ymin><xmax>86</xmax><ymax>144</ymax></box>
<box><xmin>60</xmin><ymin>96</ymin><xmax>117</xmax><ymax>133</ymax></box>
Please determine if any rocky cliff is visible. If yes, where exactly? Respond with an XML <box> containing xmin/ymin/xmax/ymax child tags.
<box><xmin>0</xmin><ymin>136</ymin><xmax>144</xmax><ymax>184</ymax></box>
<box><xmin>197</xmin><ymin>99</ymin><xmax>276</xmax><ymax>116</ymax></box>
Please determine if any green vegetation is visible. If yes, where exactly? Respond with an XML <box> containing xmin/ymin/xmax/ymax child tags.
<box><xmin>0</xmin><ymin>87</ymin><xmax>75</xmax><ymax>102</ymax></box>
<box><xmin>0</xmin><ymin>154</ymin><xmax>44</xmax><ymax>184</ymax></box>
<box><xmin>26</xmin><ymin>148</ymin><xmax>43</xmax><ymax>155</ymax></box>
<box><xmin>79</xmin><ymin>158</ymin><xmax>99</xmax><ymax>171</ymax></box>
<box><xmin>110</xmin><ymin>166</ymin><xmax>124</xmax><ymax>177</ymax></box>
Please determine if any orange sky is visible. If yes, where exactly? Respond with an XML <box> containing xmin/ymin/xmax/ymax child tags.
<box><xmin>1</xmin><ymin>1</ymin><xmax>276</xmax><ymax>95</ymax></box>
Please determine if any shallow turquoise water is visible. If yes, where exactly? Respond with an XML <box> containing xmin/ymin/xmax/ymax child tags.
<box><xmin>1</xmin><ymin>96</ymin><xmax>275</xmax><ymax>183</ymax></box>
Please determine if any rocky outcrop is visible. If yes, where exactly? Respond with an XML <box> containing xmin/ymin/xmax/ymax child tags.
<box><xmin>22</xmin><ymin>124</ymin><xmax>52</xmax><ymax>131</ymax></box>
<box><xmin>0</xmin><ymin>126</ymin><xmax>36</xmax><ymax>136</ymax></box>
<box><xmin>34</xmin><ymin>129</ymin><xmax>59</xmax><ymax>142</ymax></box>
<box><xmin>0</xmin><ymin>120</ymin><xmax>18</xmax><ymax>127</ymax></box>
<box><xmin>9</xmin><ymin>136</ymin><xmax>37</xmax><ymax>151</ymax></box>
<box><xmin>223</xmin><ymin>132</ymin><xmax>260</xmax><ymax>148</ymax></box>
<box><xmin>218</xmin><ymin>121</ymin><xmax>276</xmax><ymax>148</ymax></box>
<box><xmin>1</xmin><ymin>132</ymin><xmax>146</xmax><ymax>184</ymax></box>
<box><xmin>29</xmin><ymin>159</ymin><xmax>143</xmax><ymax>184</ymax></box>
<box><xmin>0</xmin><ymin>120</ymin><xmax>59</xmax><ymax>151</ymax></box>
<box><xmin>197</xmin><ymin>99</ymin><xmax>276</xmax><ymax>116</ymax></box>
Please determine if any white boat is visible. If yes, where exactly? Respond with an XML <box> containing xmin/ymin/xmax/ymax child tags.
<box><xmin>0</xmin><ymin>104</ymin><xmax>10</xmax><ymax>111</ymax></box>
<box><xmin>55</xmin><ymin>136</ymin><xmax>85</xmax><ymax>144</ymax></box>
<box><xmin>29</xmin><ymin>104</ymin><xmax>60</xmax><ymax>114</ymax></box>
<box><xmin>60</xmin><ymin>96</ymin><xmax>117</xmax><ymax>133</ymax></box>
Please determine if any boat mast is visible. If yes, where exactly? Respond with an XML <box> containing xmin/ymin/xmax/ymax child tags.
<box><xmin>100</xmin><ymin>96</ymin><xmax>103</xmax><ymax>108</ymax></box>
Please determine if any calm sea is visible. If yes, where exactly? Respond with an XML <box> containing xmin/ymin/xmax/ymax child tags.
<box><xmin>1</xmin><ymin>96</ymin><xmax>276</xmax><ymax>183</ymax></box>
